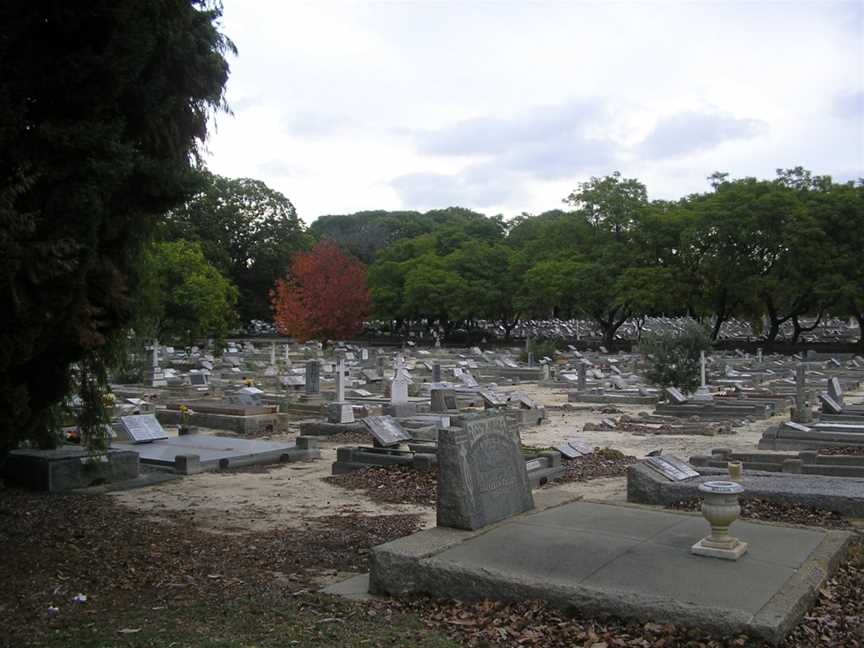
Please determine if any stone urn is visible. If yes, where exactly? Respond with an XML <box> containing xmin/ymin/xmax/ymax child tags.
<box><xmin>691</xmin><ymin>481</ymin><xmax>748</xmax><ymax>560</ymax></box>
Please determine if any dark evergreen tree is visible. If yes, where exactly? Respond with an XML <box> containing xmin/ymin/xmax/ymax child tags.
<box><xmin>0</xmin><ymin>1</ymin><xmax>233</xmax><ymax>450</ymax></box>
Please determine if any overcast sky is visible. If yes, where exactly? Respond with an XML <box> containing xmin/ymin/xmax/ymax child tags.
<box><xmin>204</xmin><ymin>0</ymin><xmax>863</xmax><ymax>223</ymax></box>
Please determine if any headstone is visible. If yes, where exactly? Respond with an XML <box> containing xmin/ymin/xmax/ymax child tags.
<box><xmin>644</xmin><ymin>455</ymin><xmax>699</xmax><ymax>481</ymax></box>
<box><xmin>391</xmin><ymin>372</ymin><xmax>409</xmax><ymax>405</ymax></box>
<box><xmin>236</xmin><ymin>386</ymin><xmax>264</xmax><ymax>407</ymax></box>
<box><xmin>189</xmin><ymin>372</ymin><xmax>208</xmax><ymax>386</ymax></box>
<box><xmin>328</xmin><ymin>402</ymin><xmax>354</xmax><ymax>424</ymax></box>
<box><xmin>119</xmin><ymin>414</ymin><xmax>168</xmax><ymax>444</ymax></box>
<box><xmin>479</xmin><ymin>389</ymin><xmax>507</xmax><ymax>408</ymax></box>
<box><xmin>363</xmin><ymin>415</ymin><xmax>411</xmax><ymax>447</ymax></box>
<box><xmin>578</xmin><ymin>362</ymin><xmax>587</xmax><ymax>391</ymax></box>
<box><xmin>335</xmin><ymin>359</ymin><xmax>346</xmax><ymax>402</ymax></box>
<box><xmin>783</xmin><ymin>421</ymin><xmax>812</xmax><ymax>433</ymax></box>
<box><xmin>558</xmin><ymin>438</ymin><xmax>592</xmax><ymax>458</ymax></box>
<box><xmin>828</xmin><ymin>377</ymin><xmax>843</xmax><ymax>404</ymax></box>
<box><xmin>431</xmin><ymin>388</ymin><xmax>456</xmax><ymax>412</ymax></box>
<box><xmin>665</xmin><ymin>387</ymin><xmax>688</xmax><ymax>404</ymax></box>
<box><xmin>305</xmin><ymin>361</ymin><xmax>320</xmax><ymax>394</ymax></box>
<box><xmin>432</xmin><ymin>363</ymin><xmax>442</xmax><ymax>383</ymax></box>
<box><xmin>819</xmin><ymin>393</ymin><xmax>843</xmax><ymax>414</ymax></box>
<box><xmin>437</xmin><ymin>416</ymin><xmax>534</xmax><ymax>530</ymax></box>
<box><xmin>793</xmin><ymin>364</ymin><xmax>812</xmax><ymax>423</ymax></box>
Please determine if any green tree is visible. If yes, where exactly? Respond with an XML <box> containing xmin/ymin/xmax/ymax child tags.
<box><xmin>0</xmin><ymin>0</ymin><xmax>232</xmax><ymax>450</ymax></box>
<box><xmin>640</xmin><ymin>320</ymin><xmax>712</xmax><ymax>393</ymax></box>
<box><xmin>164</xmin><ymin>171</ymin><xmax>310</xmax><ymax>322</ymax></box>
<box><xmin>135</xmin><ymin>241</ymin><xmax>238</xmax><ymax>344</ymax></box>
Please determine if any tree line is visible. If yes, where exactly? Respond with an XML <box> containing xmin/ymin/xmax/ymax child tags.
<box><xmin>147</xmin><ymin>167</ymin><xmax>863</xmax><ymax>349</ymax></box>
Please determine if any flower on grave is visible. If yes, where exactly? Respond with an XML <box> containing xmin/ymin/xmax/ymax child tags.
<box><xmin>102</xmin><ymin>392</ymin><xmax>116</xmax><ymax>406</ymax></box>
<box><xmin>243</xmin><ymin>378</ymin><xmax>254</xmax><ymax>387</ymax></box>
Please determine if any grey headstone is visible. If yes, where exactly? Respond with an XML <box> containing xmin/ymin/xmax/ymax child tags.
<box><xmin>363</xmin><ymin>415</ymin><xmax>412</xmax><ymax>447</ymax></box>
<box><xmin>119</xmin><ymin>414</ymin><xmax>168</xmax><ymax>444</ymax></box>
<box><xmin>305</xmin><ymin>361</ymin><xmax>320</xmax><ymax>394</ymax></box>
<box><xmin>665</xmin><ymin>387</ymin><xmax>688</xmax><ymax>404</ymax></box>
<box><xmin>479</xmin><ymin>389</ymin><xmax>507</xmax><ymax>407</ymax></box>
<box><xmin>819</xmin><ymin>393</ymin><xmax>843</xmax><ymax>414</ymax></box>
<box><xmin>827</xmin><ymin>377</ymin><xmax>843</xmax><ymax>404</ymax></box>
<box><xmin>437</xmin><ymin>416</ymin><xmax>534</xmax><ymax>530</ymax></box>
<box><xmin>644</xmin><ymin>455</ymin><xmax>699</xmax><ymax>481</ymax></box>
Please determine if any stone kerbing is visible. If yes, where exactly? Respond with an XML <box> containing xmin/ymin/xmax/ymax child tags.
<box><xmin>369</xmin><ymin>498</ymin><xmax>854</xmax><ymax>645</ymax></box>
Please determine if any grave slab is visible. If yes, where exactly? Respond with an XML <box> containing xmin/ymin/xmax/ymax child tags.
<box><xmin>113</xmin><ymin>434</ymin><xmax>316</xmax><ymax>470</ymax></box>
<box><xmin>370</xmin><ymin>500</ymin><xmax>851</xmax><ymax>644</ymax></box>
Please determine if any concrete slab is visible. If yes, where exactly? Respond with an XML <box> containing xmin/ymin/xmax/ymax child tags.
<box><xmin>113</xmin><ymin>435</ymin><xmax>314</xmax><ymax>470</ymax></box>
<box><xmin>370</xmin><ymin>501</ymin><xmax>852</xmax><ymax>644</ymax></box>
<box><xmin>320</xmin><ymin>573</ymin><xmax>375</xmax><ymax>601</ymax></box>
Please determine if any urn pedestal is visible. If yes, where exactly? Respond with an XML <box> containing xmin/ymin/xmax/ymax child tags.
<box><xmin>691</xmin><ymin>481</ymin><xmax>748</xmax><ymax>561</ymax></box>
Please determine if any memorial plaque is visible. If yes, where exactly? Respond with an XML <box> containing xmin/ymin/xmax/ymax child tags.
<box><xmin>560</xmin><ymin>372</ymin><xmax>578</xmax><ymax>382</ymax></box>
<box><xmin>645</xmin><ymin>455</ymin><xmax>699</xmax><ymax>481</ymax></box>
<box><xmin>479</xmin><ymin>389</ymin><xmax>508</xmax><ymax>407</ymax></box>
<box><xmin>119</xmin><ymin>414</ymin><xmax>168</xmax><ymax>444</ymax></box>
<box><xmin>665</xmin><ymin>387</ymin><xmax>688</xmax><ymax>404</ymax></box>
<box><xmin>525</xmin><ymin>458</ymin><xmax>543</xmax><ymax>471</ymax></box>
<box><xmin>828</xmin><ymin>377</ymin><xmax>843</xmax><ymax>404</ymax></box>
<box><xmin>352</xmin><ymin>388</ymin><xmax>373</xmax><ymax>397</ymax></box>
<box><xmin>819</xmin><ymin>393</ymin><xmax>843</xmax><ymax>414</ymax></box>
<box><xmin>437</xmin><ymin>415</ymin><xmax>534</xmax><ymax>530</ymax></box>
<box><xmin>558</xmin><ymin>437</ymin><xmax>593</xmax><ymax>458</ymax></box>
<box><xmin>514</xmin><ymin>393</ymin><xmax>537</xmax><ymax>409</ymax></box>
<box><xmin>363</xmin><ymin>416</ymin><xmax>412</xmax><ymax>447</ymax></box>
<box><xmin>189</xmin><ymin>372</ymin><xmax>208</xmax><ymax>386</ymax></box>
<box><xmin>783</xmin><ymin>421</ymin><xmax>812</xmax><ymax>433</ymax></box>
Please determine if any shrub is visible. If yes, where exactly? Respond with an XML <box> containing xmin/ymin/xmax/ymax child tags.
<box><xmin>639</xmin><ymin>320</ymin><xmax>711</xmax><ymax>393</ymax></box>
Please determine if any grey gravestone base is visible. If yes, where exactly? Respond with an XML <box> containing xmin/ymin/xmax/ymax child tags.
<box><xmin>370</xmin><ymin>498</ymin><xmax>852</xmax><ymax>645</ymax></box>
<box><xmin>2</xmin><ymin>447</ymin><xmax>139</xmax><ymax>492</ymax></box>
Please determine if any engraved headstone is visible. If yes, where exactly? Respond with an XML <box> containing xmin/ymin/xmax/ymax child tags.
<box><xmin>431</xmin><ymin>388</ymin><xmax>456</xmax><ymax>413</ymax></box>
<box><xmin>437</xmin><ymin>416</ymin><xmax>534</xmax><ymax>530</ymax></box>
<box><xmin>305</xmin><ymin>361</ymin><xmax>320</xmax><ymax>394</ymax></box>
<box><xmin>828</xmin><ymin>377</ymin><xmax>843</xmax><ymax>404</ymax></box>
<box><xmin>644</xmin><ymin>455</ymin><xmax>699</xmax><ymax>481</ymax></box>
<box><xmin>363</xmin><ymin>415</ymin><xmax>412</xmax><ymax>447</ymax></box>
<box><xmin>558</xmin><ymin>437</ymin><xmax>593</xmax><ymax>458</ymax></box>
<box><xmin>819</xmin><ymin>393</ymin><xmax>843</xmax><ymax>414</ymax></box>
<box><xmin>479</xmin><ymin>389</ymin><xmax>507</xmax><ymax>408</ymax></box>
<box><xmin>665</xmin><ymin>387</ymin><xmax>688</xmax><ymax>404</ymax></box>
<box><xmin>432</xmin><ymin>363</ymin><xmax>442</xmax><ymax>383</ymax></box>
<box><xmin>120</xmin><ymin>414</ymin><xmax>168</xmax><ymax>444</ymax></box>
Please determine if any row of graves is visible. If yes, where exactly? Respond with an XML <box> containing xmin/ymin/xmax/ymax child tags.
<box><xmin>358</xmin><ymin>405</ymin><xmax>856</xmax><ymax>645</ymax></box>
<box><xmin>354</xmin><ymin>349</ymin><xmax>862</xmax><ymax>644</ymax></box>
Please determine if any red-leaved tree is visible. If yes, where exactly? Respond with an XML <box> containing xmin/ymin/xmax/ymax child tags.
<box><xmin>271</xmin><ymin>241</ymin><xmax>372</xmax><ymax>340</ymax></box>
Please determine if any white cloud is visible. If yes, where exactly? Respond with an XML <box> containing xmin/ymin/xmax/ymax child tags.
<box><xmin>205</xmin><ymin>0</ymin><xmax>864</xmax><ymax>220</ymax></box>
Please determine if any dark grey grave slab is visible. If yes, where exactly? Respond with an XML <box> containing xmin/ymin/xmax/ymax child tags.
<box><xmin>363</xmin><ymin>415</ymin><xmax>412</xmax><ymax>447</ymax></box>
<box><xmin>644</xmin><ymin>455</ymin><xmax>699</xmax><ymax>481</ymax></box>
<box><xmin>1</xmin><ymin>447</ymin><xmax>139</xmax><ymax>492</ymax></box>
<box><xmin>436</xmin><ymin>415</ymin><xmax>534</xmax><ymax>530</ymax></box>
<box><xmin>558</xmin><ymin>437</ymin><xmax>593</xmax><ymax>459</ymax></box>
<box><xmin>119</xmin><ymin>414</ymin><xmax>168</xmax><ymax>443</ymax></box>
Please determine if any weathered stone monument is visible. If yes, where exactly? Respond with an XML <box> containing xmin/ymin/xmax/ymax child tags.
<box><xmin>305</xmin><ymin>360</ymin><xmax>320</xmax><ymax>395</ymax></box>
<box><xmin>328</xmin><ymin>358</ymin><xmax>354</xmax><ymax>423</ymax></box>
<box><xmin>432</xmin><ymin>363</ymin><xmax>442</xmax><ymax>383</ymax></box>
<box><xmin>793</xmin><ymin>364</ymin><xmax>812</xmax><ymax>423</ymax></box>
<box><xmin>437</xmin><ymin>415</ymin><xmax>534</xmax><ymax>530</ymax></box>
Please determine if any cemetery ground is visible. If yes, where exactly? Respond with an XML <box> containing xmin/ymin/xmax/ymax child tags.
<box><xmin>3</xmin><ymin>406</ymin><xmax>863</xmax><ymax>647</ymax></box>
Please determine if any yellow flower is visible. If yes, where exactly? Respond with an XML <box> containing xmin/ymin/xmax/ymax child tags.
<box><xmin>180</xmin><ymin>404</ymin><xmax>189</xmax><ymax>413</ymax></box>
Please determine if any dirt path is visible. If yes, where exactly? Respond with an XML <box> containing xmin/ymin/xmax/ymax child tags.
<box><xmin>110</xmin><ymin>443</ymin><xmax>436</xmax><ymax>535</ymax></box>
